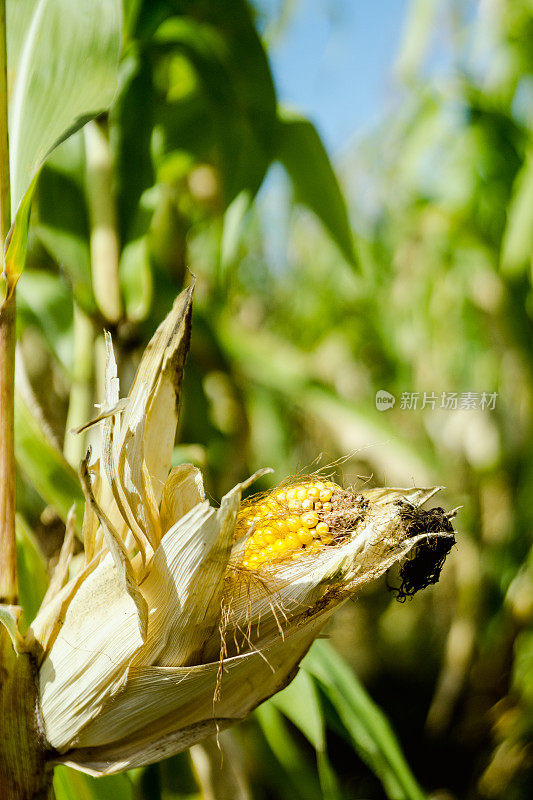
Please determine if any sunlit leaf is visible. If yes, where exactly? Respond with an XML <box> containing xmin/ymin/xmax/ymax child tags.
<box><xmin>220</xmin><ymin>189</ymin><xmax>251</xmax><ymax>271</ymax></box>
<box><xmin>53</xmin><ymin>765</ymin><xmax>133</xmax><ymax>800</ymax></box>
<box><xmin>1</xmin><ymin>0</ymin><xmax>122</xmax><ymax>305</ymax></box>
<box><xmin>305</xmin><ymin>641</ymin><xmax>427</xmax><ymax>800</ymax></box>
<box><xmin>271</xmin><ymin>668</ymin><xmax>324</xmax><ymax>750</ymax></box>
<box><xmin>277</xmin><ymin>111</ymin><xmax>357</xmax><ymax>268</ymax></box>
<box><xmin>394</xmin><ymin>0</ymin><xmax>438</xmax><ymax>80</ymax></box>
<box><xmin>7</xmin><ymin>0</ymin><xmax>122</xmax><ymax>212</ymax></box>
<box><xmin>0</xmin><ymin>605</ymin><xmax>24</xmax><ymax>653</ymax></box>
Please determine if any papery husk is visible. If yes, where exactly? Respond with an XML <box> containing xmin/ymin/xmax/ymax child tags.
<box><xmin>55</xmin><ymin>610</ymin><xmax>328</xmax><ymax>775</ymax></box>
<box><xmin>78</xmin><ymin>284</ymin><xmax>193</xmax><ymax>572</ymax></box>
<box><xmin>31</xmin><ymin>287</ymin><xmax>195</xmax><ymax>750</ymax></box>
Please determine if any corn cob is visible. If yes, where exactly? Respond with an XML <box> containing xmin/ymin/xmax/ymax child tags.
<box><xmin>236</xmin><ymin>479</ymin><xmax>365</xmax><ymax>568</ymax></box>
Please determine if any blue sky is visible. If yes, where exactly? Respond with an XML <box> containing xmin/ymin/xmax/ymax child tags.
<box><xmin>256</xmin><ymin>0</ymin><xmax>409</xmax><ymax>154</ymax></box>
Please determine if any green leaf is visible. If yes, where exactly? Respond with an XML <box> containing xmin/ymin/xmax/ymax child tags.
<box><xmin>0</xmin><ymin>178</ymin><xmax>36</xmax><ymax>305</ymax></box>
<box><xmin>53</xmin><ymin>765</ymin><xmax>134</xmax><ymax>800</ymax></box>
<box><xmin>16</xmin><ymin>513</ymin><xmax>49</xmax><ymax>625</ymax></box>
<box><xmin>304</xmin><ymin>641</ymin><xmax>427</xmax><ymax>800</ymax></box>
<box><xmin>255</xmin><ymin>703</ymin><xmax>323</xmax><ymax>800</ymax></box>
<box><xmin>272</xmin><ymin>669</ymin><xmax>343</xmax><ymax>800</ymax></box>
<box><xmin>34</xmin><ymin>133</ymin><xmax>95</xmax><ymax>312</ymax></box>
<box><xmin>119</xmin><ymin>235</ymin><xmax>153</xmax><ymax>321</ymax></box>
<box><xmin>276</xmin><ymin>111</ymin><xmax>357</xmax><ymax>268</ymax></box>
<box><xmin>1</xmin><ymin>0</ymin><xmax>122</xmax><ymax>304</ymax></box>
<box><xmin>220</xmin><ymin>189</ymin><xmax>252</xmax><ymax>271</ymax></box>
<box><xmin>0</xmin><ymin>605</ymin><xmax>24</xmax><ymax>653</ymax></box>
<box><xmin>7</xmin><ymin>0</ymin><xmax>122</xmax><ymax>212</ymax></box>
<box><xmin>153</xmin><ymin>4</ymin><xmax>277</xmax><ymax>205</ymax></box>
<box><xmin>501</xmin><ymin>147</ymin><xmax>533</xmax><ymax>278</ymax></box>
<box><xmin>14</xmin><ymin>392</ymin><xmax>84</xmax><ymax>534</ymax></box>
<box><xmin>17</xmin><ymin>269</ymin><xmax>74</xmax><ymax>371</ymax></box>
<box><xmin>272</xmin><ymin>668</ymin><xmax>325</xmax><ymax>750</ymax></box>
<box><xmin>111</xmin><ymin>49</ymin><xmax>156</xmax><ymax>243</ymax></box>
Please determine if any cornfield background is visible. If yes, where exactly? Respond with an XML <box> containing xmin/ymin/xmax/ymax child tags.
<box><xmin>10</xmin><ymin>0</ymin><xmax>533</xmax><ymax>798</ymax></box>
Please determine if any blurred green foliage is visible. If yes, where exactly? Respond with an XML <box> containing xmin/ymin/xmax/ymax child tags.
<box><xmin>12</xmin><ymin>0</ymin><xmax>533</xmax><ymax>798</ymax></box>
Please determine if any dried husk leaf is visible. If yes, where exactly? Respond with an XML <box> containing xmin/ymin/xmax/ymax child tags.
<box><xmin>79</xmin><ymin>458</ymin><xmax>148</xmax><ymax>639</ymax></box>
<box><xmin>119</xmin><ymin>286</ymin><xmax>193</xmax><ymax>507</ymax></box>
<box><xmin>159</xmin><ymin>464</ymin><xmax>205</xmax><ymax>533</ymax></box>
<box><xmin>38</xmin><ymin>554</ymin><xmax>146</xmax><ymax>750</ymax></box>
<box><xmin>39</xmin><ymin>505</ymin><xmax>77</xmax><ymax>610</ymax></box>
<box><xmin>57</xmin><ymin>609</ymin><xmax>329</xmax><ymax>773</ymax></box>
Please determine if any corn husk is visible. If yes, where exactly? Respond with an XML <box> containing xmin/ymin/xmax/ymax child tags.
<box><xmin>20</xmin><ymin>287</ymin><xmax>455</xmax><ymax>777</ymax></box>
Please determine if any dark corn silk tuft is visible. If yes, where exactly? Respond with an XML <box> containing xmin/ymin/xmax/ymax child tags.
<box><xmin>390</xmin><ymin>503</ymin><xmax>456</xmax><ymax>601</ymax></box>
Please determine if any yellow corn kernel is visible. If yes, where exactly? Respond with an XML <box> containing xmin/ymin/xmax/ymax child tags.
<box><xmin>319</xmin><ymin>489</ymin><xmax>332</xmax><ymax>502</ymax></box>
<box><xmin>285</xmin><ymin>534</ymin><xmax>300</xmax><ymax>550</ymax></box>
<box><xmin>272</xmin><ymin>539</ymin><xmax>286</xmax><ymax>556</ymax></box>
<box><xmin>262</xmin><ymin>526</ymin><xmax>276</xmax><ymax>543</ymax></box>
<box><xmin>286</xmin><ymin>487</ymin><xmax>298</xmax><ymax>501</ymax></box>
<box><xmin>272</xmin><ymin>519</ymin><xmax>287</xmax><ymax>534</ymax></box>
<box><xmin>320</xmin><ymin>534</ymin><xmax>333</xmax><ymax>545</ymax></box>
<box><xmin>322</xmin><ymin>502</ymin><xmax>332</xmax><ymax>512</ymax></box>
<box><xmin>288</xmin><ymin>499</ymin><xmax>302</xmax><ymax>511</ymax></box>
<box><xmin>301</xmin><ymin>511</ymin><xmax>319</xmax><ymax>528</ymax></box>
<box><xmin>287</xmin><ymin>515</ymin><xmax>301</xmax><ymax>532</ymax></box>
<box><xmin>296</xmin><ymin>488</ymin><xmax>307</xmax><ymax>501</ymax></box>
<box><xmin>316</xmin><ymin>522</ymin><xmax>329</xmax><ymax>535</ymax></box>
<box><xmin>297</xmin><ymin>527</ymin><xmax>314</xmax><ymax>545</ymax></box>
<box><xmin>275</xmin><ymin>491</ymin><xmax>287</xmax><ymax>504</ymax></box>
<box><xmin>302</xmin><ymin>498</ymin><xmax>314</xmax><ymax>511</ymax></box>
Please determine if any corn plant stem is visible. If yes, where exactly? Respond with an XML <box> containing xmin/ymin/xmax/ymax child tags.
<box><xmin>0</xmin><ymin>634</ymin><xmax>51</xmax><ymax>800</ymax></box>
<box><xmin>0</xmin><ymin>0</ymin><xmax>7</xmax><ymax>244</ymax></box>
<box><xmin>0</xmin><ymin>0</ymin><xmax>17</xmax><ymax>606</ymax></box>
<box><xmin>84</xmin><ymin>120</ymin><xmax>122</xmax><ymax>324</ymax></box>
<box><xmin>63</xmin><ymin>304</ymin><xmax>94</xmax><ymax>467</ymax></box>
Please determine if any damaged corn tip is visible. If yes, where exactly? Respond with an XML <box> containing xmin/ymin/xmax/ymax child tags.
<box><xmin>237</xmin><ymin>479</ymin><xmax>341</xmax><ymax>570</ymax></box>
